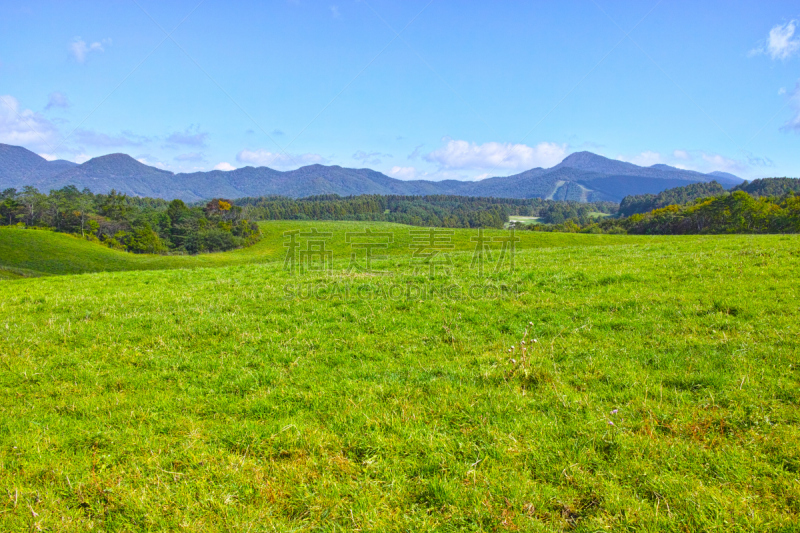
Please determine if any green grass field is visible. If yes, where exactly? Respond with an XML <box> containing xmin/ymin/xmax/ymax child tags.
<box><xmin>1</xmin><ymin>223</ymin><xmax>799</xmax><ymax>531</ymax></box>
<box><xmin>0</xmin><ymin>223</ymin><xmax>640</xmax><ymax>277</ymax></box>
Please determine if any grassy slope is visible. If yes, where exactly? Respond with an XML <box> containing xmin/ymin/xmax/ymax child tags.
<box><xmin>0</xmin><ymin>269</ymin><xmax>24</xmax><ymax>280</ymax></box>
<box><xmin>1</xmin><ymin>223</ymin><xmax>642</xmax><ymax>277</ymax></box>
<box><xmin>0</xmin><ymin>226</ymin><xmax>279</xmax><ymax>276</ymax></box>
<box><xmin>0</xmin><ymin>226</ymin><xmax>799</xmax><ymax>531</ymax></box>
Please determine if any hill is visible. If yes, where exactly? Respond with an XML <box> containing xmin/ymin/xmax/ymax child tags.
<box><xmin>732</xmin><ymin>177</ymin><xmax>800</xmax><ymax>197</ymax></box>
<box><xmin>0</xmin><ymin>227</ymin><xmax>798</xmax><ymax>530</ymax></box>
<box><xmin>1</xmin><ymin>143</ymin><xmax>744</xmax><ymax>203</ymax></box>
<box><xmin>43</xmin><ymin>154</ymin><xmax>173</xmax><ymax>193</ymax></box>
<box><xmin>0</xmin><ymin>222</ymin><xmax>636</xmax><ymax>278</ymax></box>
<box><xmin>617</xmin><ymin>178</ymin><xmax>800</xmax><ymax>216</ymax></box>
<box><xmin>618</xmin><ymin>181</ymin><xmax>729</xmax><ymax>216</ymax></box>
<box><xmin>0</xmin><ymin>143</ymin><xmax>77</xmax><ymax>187</ymax></box>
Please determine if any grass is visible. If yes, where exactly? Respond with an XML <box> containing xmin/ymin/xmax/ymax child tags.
<box><xmin>0</xmin><ymin>268</ymin><xmax>25</xmax><ymax>281</ymax></box>
<box><xmin>0</xmin><ymin>222</ymin><xmax>799</xmax><ymax>531</ymax></box>
<box><xmin>0</xmin><ymin>223</ymin><xmax>640</xmax><ymax>277</ymax></box>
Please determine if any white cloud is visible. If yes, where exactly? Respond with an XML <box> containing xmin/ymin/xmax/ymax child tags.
<box><xmin>0</xmin><ymin>94</ymin><xmax>59</xmax><ymax>149</ymax></box>
<box><xmin>617</xmin><ymin>151</ymin><xmax>663</xmax><ymax>167</ymax></box>
<box><xmin>214</xmin><ymin>162</ymin><xmax>236</xmax><ymax>171</ymax></box>
<box><xmin>74</xmin><ymin>153</ymin><xmax>91</xmax><ymax>164</ymax></box>
<box><xmin>70</xmin><ymin>38</ymin><xmax>109</xmax><ymax>63</ymax></box>
<box><xmin>751</xmin><ymin>21</ymin><xmax>800</xmax><ymax>60</ymax></box>
<box><xmin>388</xmin><ymin>166</ymin><xmax>417</xmax><ymax>180</ymax></box>
<box><xmin>236</xmin><ymin>149</ymin><xmax>326</xmax><ymax>169</ymax></box>
<box><xmin>45</xmin><ymin>91</ymin><xmax>70</xmax><ymax>110</ymax></box>
<box><xmin>767</xmin><ymin>21</ymin><xmax>800</xmax><ymax>60</ymax></box>
<box><xmin>746</xmin><ymin>154</ymin><xmax>775</xmax><ymax>168</ymax></box>
<box><xmin>701</xmin><ymin>153</ymin><xmax>747</xmax><ymax>174</ymax></box>
<box><xmin>136</xmin><ymin>157</ymin><xmax>167</xmax><ymax>169</ymax></box>
<box><xmin>424</xmin><ymin>139</ymin><xmax>567</xmax><ymax>171</ymax></box>
<box><xmin>38</xmin><ymin>153</ymin><xmax>58</xmax><ymax>161</ymax></box>
<box><xmin>616</xmin><ymin>148</ymin><xmax>754</xmax><ymax>176</ymax></box>
<box><xmin>779</xmin><ymin>87</ymin><xmax>787</xmax><ymax>95</ymax></box>
<box><xmin>330</xmin><ymin>5</ymin><xmax>341</xmax><ymax>18</ymax></box>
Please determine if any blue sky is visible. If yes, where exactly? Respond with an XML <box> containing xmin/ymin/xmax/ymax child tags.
<box><xmin>1</xmin><ymin>0</ymin><xmax>799</xmax><ymax>180</ymax></box>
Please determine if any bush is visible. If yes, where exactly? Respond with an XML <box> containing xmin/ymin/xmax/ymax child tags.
<box><xmin>128</xmin><ymin>224</ymin><xmax>168</xmax><ymax>254</ymax></box>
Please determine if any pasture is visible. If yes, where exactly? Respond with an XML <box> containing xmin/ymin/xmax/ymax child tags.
<box><xmin>0</xmin><ymin>222</ymin><xmax>798</xmax><ymax>531</ymax></box>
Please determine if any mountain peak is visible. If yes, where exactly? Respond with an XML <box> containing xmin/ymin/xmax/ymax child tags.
<box><xmin>708</xmin><ymin>171</ymin><xmax>744</xmax><ymax>183</ymax></box>
<box><xmin>555</xmin><ymin>151</ymin><xmax>638</xmax><ymax>174</ymax></box>
<box><xmin>0</xmin><ymin>143</ymin><xmax>82</xmax><ymax>186</ymax></box>
<box><xmin>559</xmin><ymin>151</ymin><xmax>609</xmax><ymax>165</ymax></box>
<box><xmin>0</xmin><ymin>142</ymin><xmax>749</xmax><ymax>202</ymax></box>
<box><xmin>78</xmin><ymin>153</ymin><xmax>173</xmax><ymax>176</ymax></box>
<box><xmin>90</xmin><ymin>153</ymin><xmax>137</xmax><ymax>161</ymax></box>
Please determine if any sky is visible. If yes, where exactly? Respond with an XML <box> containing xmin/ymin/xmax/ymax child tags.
<box><xmin>1</xmin><ymin>0</ymin><xmax>799</xmax><ymax>181</ymax></box>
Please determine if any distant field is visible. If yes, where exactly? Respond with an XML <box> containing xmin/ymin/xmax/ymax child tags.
<box><xmin>506</xmin><ymin>213</ymin><xmax>609</xmax><ymax>229</ymax></box>
<box><xmin>0</xmin><ymin>223</ymin><xmax>641</xmax><ymax>278</ymax></box>
<box><xmin>508</xmin><ymin>215</ymin><xmax>541</xmax><ymax>226</ymax></box>
<box><xmin>0</xmin><ymin>224</ymin><xmax>798</xmax><ymax>531</ymax></box>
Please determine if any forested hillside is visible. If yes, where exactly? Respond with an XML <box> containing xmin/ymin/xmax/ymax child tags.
<box><xmin>0</xmin><ymin>186</ymin><xmax>260</xmax><ymax>254</ymax></box>
<box><xmin>732</xmin><ymin>177</ymin><xmax>800</xmax><ymax>197</ymax></box>
<box><xmin>619</xmin><ymin>178</ymin><xmax>800</xmax><ymax>217</ymax></box>
<box><xmin>534</xmin><ymin>190</ymin><xmax>800</xmax><ymax>235</ymax></box>
<box><xmin>236</xmin><ymin>194</ymin><xmax>618</xmax><ymax>228</ymax></box>
<box><xmin>621</xmin><ymin>191</ymin><xmax>800</xmax><ymax>234</ymax></box>
<box><xmin>619</xmin><ymin>181</ymin><xmax>727</xmax><ymax>216</ymax></box>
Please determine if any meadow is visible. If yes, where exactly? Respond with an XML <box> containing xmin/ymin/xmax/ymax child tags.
<box><xmin>0</xmin><ymin>222</ymin><xmax>798</xmax><ymax>531</ymax></box>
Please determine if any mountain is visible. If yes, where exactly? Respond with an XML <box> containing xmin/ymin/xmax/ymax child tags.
<box><xmin>44</xmin><ymin>154</ymin><xmax>173</xmax><ymax>192</ymax></box>
<box><xmin>0</xmin><ymin>143</ymin><xmax>745</xmax><ymax>202</ymax></box>
<box><xmin>708</xmin><ymin>171</ymin><xmax>744</xmax><ymax>182</ymax></box>
<box><xmin>0</xmin><ymin>143</ymin><xmax>78</xmax><ymax>189</ymax></box>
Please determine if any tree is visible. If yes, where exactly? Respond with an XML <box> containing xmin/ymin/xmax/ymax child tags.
<box><xmin>0</xmin><ymin>190</ymin><xmax>22</xmax><ymax>225</ymax></box>
<box><xmin>98</xmin><ymin>189</ymin><xmax>131</xmax><ymax>220</ymax></box>
<box><xmin>128</xmin><ymin>224</ymin><xmax>168</xmax><ymax>254</ymax></box>
<box><xmin>17</xmin><ymin>186</ymin><xmax>46</xmax><ymax>226</ymax></box>
<box><xmin>76</xmin><ymin>192</ymin><xmax>94</xmax><ymax>236</ymax></box>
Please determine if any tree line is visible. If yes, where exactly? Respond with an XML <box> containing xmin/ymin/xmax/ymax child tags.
<box><xmin>236</xmin><ymin>194</ymin><xmax>617</xmax><ymax>228</ymax></box>
<box><xmin>620</xmin><ymin>191</ymin><xmax>800</xmax><ymax>234</ymax></box>
<box><xmin>619</xmin><ymin>181</ymin><xmax>728</xmax><ymax>217</ymax></box>
<box><xmin>0</xmin><ymin>186</ymin><xmax>261</xmax><ymax>254</ymax></box>
<box><xmin>619</xmin><ymin>178</ymin><xmax>800</xmax><ymax>217</ymax></box>
<box><xmin>529</xmin><ymin>188</ymin><xmax>800</xmax><ymax>235</ymax></box>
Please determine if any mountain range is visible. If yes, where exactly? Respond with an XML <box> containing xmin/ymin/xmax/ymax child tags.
<box><xmin>0</xmin><ymin>143</ymin><xmax>744</xmax><ymax>203</ymax></box>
